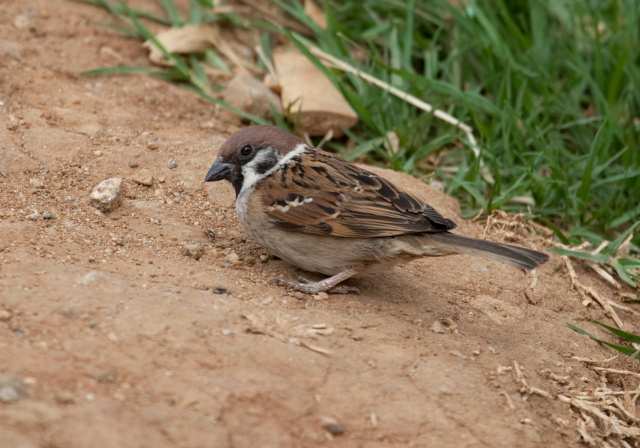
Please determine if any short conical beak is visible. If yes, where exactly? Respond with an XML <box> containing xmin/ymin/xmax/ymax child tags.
<box><xmin>205</xmin><ymin>159</ymin><xmax>232</xmax><ymax>182</ymax></box>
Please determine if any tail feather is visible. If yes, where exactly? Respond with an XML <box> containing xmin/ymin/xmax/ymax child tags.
<box><xmin>428</xmin><ymin>232</ymin><xmax>548</xmax><ymax>270</ymax></box>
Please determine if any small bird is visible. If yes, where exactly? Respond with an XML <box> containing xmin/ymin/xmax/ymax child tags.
<box><xmin>205</xmin><ymin>125</ymin><xmax>548</xmax><ymax>294</ymax></box>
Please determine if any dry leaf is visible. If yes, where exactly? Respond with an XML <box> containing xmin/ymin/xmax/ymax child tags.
<box><xmin>273</xmin><ymin>46</ymin><xmax>358</xmax><ymax>137</ymax></box>
<box><xmin>304</xmin><ymin>0</ymin><xmax>327</xmax><ymax>29</ymax></box>
<box><xmin>143</xmin><ymin>25</ymin><xmax>219</xmax><ymax>67</ymax></box>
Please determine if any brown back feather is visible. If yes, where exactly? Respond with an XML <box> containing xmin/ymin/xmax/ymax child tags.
<box><xmin>258</xmin><ymin>149</ymin><xmax>456</xmax><ymax>238</ymax></box>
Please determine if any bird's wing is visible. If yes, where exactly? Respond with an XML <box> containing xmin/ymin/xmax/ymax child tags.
<box><xmin>255</xmin><ymin>149</ymin><xmax>456</xmax><ymax>238</ymax></box>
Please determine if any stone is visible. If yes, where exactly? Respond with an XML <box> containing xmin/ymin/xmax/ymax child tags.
<box><xmin>89</xmin><ymin>178</ymin><xmax>124</xmax><ymax>213</ymax></box>
<box><xmin>183</xmin><ymin>243</ymin><xmax>204</xmax><ymax>260</ymax></box>
<box><xmin>132</xmin><ymin>169</ymin><xmax>153</xmax><ymax>186</ymax></box>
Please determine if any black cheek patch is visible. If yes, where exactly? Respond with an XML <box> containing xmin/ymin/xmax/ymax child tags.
<box><xmin>254</xmin><ymin>151</ymin><xmax>279</xmax><ymax>175</ymax></box>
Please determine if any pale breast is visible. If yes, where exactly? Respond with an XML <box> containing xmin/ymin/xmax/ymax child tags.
<box><xmin>236</xmin><ymin>190</ymin><xmax>388</xmax><ymax>276</ymax></box>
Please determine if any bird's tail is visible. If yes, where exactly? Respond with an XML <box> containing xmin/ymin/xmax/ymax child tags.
<box><xmin>425</xmin><ymin>232</ymin><xmax>548</xmax><ymax>270</ymax></box>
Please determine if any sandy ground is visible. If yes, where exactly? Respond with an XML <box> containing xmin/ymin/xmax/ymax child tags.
<box><xmin>1</xmin><ymin>1</ymin><xmax>639</xmax><ymax>447</ymax></box>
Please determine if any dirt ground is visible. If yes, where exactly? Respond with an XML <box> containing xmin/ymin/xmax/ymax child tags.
<box><xmin>1</xmin><ymin>1</ymin><xmax>639</xmax><ymax>447</ymax></box>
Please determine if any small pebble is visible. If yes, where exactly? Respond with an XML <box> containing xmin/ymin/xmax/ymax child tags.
<box><xmin>313</xmin><ymin>292</ymin><xmax>329</xmax><ymax>301</ymax></box>
<box><xmin>26</xmin><ymin>212</ymin><xmax>41</xmax><ymax>220</ymax></box>
<box><xmin>0</xmin><ymin>376</ymin><xmax>26</xmax><ymax>403</ymax></box>
<box><xmin>29</xmin><ymin>178</ymin><xmax>45</xmax><ymax>189</ymax></box>
<box><xmin>324</xmin><ymin>422</ymin><xmax>345</xmax><ymax>435</ymax></box>
<box><xmin>147</xmin><ymin>139</ymin><xmax>159</xmax><ymax>150</ymax></box>
<box><xmin>132</xmin><ymin>169</ymin><xmax>153</xmax><ymax>186</ymax></box>
<box><xmin>211</xmin><ymin>286</ymin><xmax>228</xmax><ymax>294</ymax></box>
<box><xmin>226</xmin><ymin>252</ymin><xmax>240</xmax><ymax>263</ymax></box>
<box><xmin>167</xmin><ymin>159</ymin><xmax>177</xmax><ymax>169</ymax></box>
<box><xmin>42</xmin><ymin>212</ymin><xmax>53</xmax><ymax>219</ymax></box>
<box><xmin>0</xmin><ymin>386</ymin><xmax>21</xmax><ymax>403</ymax></box>
<box><xmin>6</xmin><ymin>116</ymin><xmax>19</xmax><ymax>131</ymax></box>
<box><xmin>93</xmin><ymin>370</ymin><xmax>117</xmax><ymax>384</ymax></box>
<box><xmin>183</xmin><ymin>243</ymin><xmax>204</xmax><ymax>260</ymax></box>
<box><xmin>472</xmin><ymin>350</ymin><xmax>481</xmax><ymax>356</ymax></box>
<box><xmin>90</xmin><ymin>178</ymin><xmax>124</xmax><ymax>213</ymax></box>
<box><xmin>0</xmin><ymin>310</ymin><xmax>12</xmax><ymax>321</ymax></box>
<box><xmin>55</xmin><ymin>391</ymin><xmax>76</xmax><ymax>405</ymax></box>
<box><xmin>128</xmin><ymin>160</ymin><xmax>139</xmax><ymax>168</ymax></box>
<box><xmin>431</xmin><ymin>321</ymin><xmax>446</xmax><ymax>334</ymax></box>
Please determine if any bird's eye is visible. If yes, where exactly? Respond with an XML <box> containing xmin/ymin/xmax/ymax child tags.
<box><xmin>239</xmin><ymin>144</ymin><xmax>253</xmax><ymax>157</ymax></box>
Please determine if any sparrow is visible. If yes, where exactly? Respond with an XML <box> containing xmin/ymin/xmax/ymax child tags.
<box><xmin>205</xmin><ymin>125</ymin><xmax>548</xmax><ymax>294</ymax></box>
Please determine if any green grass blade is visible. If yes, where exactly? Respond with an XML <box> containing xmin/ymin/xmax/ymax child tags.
<box><xmin>157</xmin><ymin>0</ymin><xmax>184</xmax><ymax>26</ymax></box>
<box><xmin>81</xmin><ymin>65</ymin><xmax>185</xmax><ymax>79</ymax></box>
<box><xmin>547</xmin><ymin>248</ymin><xmax>609</xmax><ymax>263</ymax></box>
<box><xmin>610</xmin><ymin>260</ymin><xmax>638</xmax><ymax>288</ymax></box>
<box><xmin>577</xmin><ymin>120</ymin><xmax>606</xmax><ymax>213</ymax></box>
<box><xmin>184</xmin><ymin>86</ymin><xmax>269</xmax><ymax>125</ymax></box>
<box><xmin>73</xmin><ymin>0</ymin><xmax>170</xmax><ymax>24</ymax></box>
<box><xmin>567</xmin><ymin>323</ymin><xmax>640</xmax><ymax>360</ymax></box>
<box><xmin>116</xmin><ymin>0</ymin><xmax>190</xmax><ymax>78</ymax></box>
<box><xmin>605</xmin><ymin>220</ymin><xmax>640</xmax><ymax>254</ymax></box>
<box><xmin>94</xmin><ymin>21</ymin><xmax>140</xmax><ymax>38</ymax></box>
<box><xmin>589</xmin><ymin>320</ymin><xmax>640</xmax><ymax>343</ymax></box>
<box><xmin>188</xmin><ymin>0</ymin><xmax>203</xmax><ymax>24</ymax></box>
<box><xmin>400</xmin><ymin>0</ymin><xmax>415</xmax><ymax>73</ymax></box>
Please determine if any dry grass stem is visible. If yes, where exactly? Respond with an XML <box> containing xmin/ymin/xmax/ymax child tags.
<box><xmin>563</xmin><ymin>256</ymin><xmax>624</xmax><ymax>328</ymax></box>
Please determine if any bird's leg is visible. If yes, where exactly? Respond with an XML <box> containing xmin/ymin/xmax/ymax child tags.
<box><xmin>270</xmin><ymin>268</ymin><xmax>359</xmax><ymax>294</ymax></box>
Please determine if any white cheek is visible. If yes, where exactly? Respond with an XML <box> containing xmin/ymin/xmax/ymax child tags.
<box><xmin>238</xmin><ymin>143</ymin><xmax>308</xmax><ymax>197</ymax></box>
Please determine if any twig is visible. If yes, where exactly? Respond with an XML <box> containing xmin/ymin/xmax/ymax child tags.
<box><xmin>593</xmin><ymin>367</ymin><xmax>640</xmax><ymax>379</ymax></box>
<box><xmin>572</xmin><ymin>355</ymin><xmax>619</xmax><ymax>364</ymax></box>
<box><xmin>563</xmin><ymin>256</ymin><xmax>624</xmax><ymax>328</ymax></box>
<box><xmin>590</xmin><ymin>263</ymin><xmax>622</xmax><ymax>289</ymax></box>
<box><xmin>500</xmin><ymin>390</ymin><xmax>516</xmax><ymax>410</ymax></box>
<box><xmin>513</xmin><ymin>360</ymin><xmax>552</xmax><ymax>400</ymax></box>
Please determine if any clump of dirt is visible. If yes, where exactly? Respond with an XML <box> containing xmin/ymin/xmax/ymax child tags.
<box><xmin>1</xmin><ymin>1</ymin><xmax>639</xmax><ymax>447</ymax></box>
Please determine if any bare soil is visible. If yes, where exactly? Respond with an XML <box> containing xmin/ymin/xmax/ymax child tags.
<box><xmin>1</xmin><ymin>1</ymin><xmax>639</xmax><ymax>447</ymax></box>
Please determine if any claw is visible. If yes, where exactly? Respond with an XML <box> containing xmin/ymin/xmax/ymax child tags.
<box><xmin>267</xmin><ymin>268</ymin><xmax>359</xmax><ymax>295</ymax></box>
<box><xmin>267</xmin><ymin>276</ymin><xmax>359</xmax><ymax>294</ymax></box>
<box><xmin>293</xmin><ymin>274</ymin><xmax>313</xmax><ymax>284</ymax></box>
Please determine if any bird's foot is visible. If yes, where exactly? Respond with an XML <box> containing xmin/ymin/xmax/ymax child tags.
<box><xmin>268</xmin><ymin>269</ymin><xmax>360</xmax><ymax>294</ymax></box>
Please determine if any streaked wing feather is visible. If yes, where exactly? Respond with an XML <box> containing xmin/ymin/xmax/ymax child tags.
<box><xmin>258</xmin><ymin>149</ymin><xmax>456</xmax><ymax>238</ymax></box>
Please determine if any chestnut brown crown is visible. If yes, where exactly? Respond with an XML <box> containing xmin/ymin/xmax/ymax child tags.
<box><xmin>217</xmin><ymin>125</ymin><xmax>306</xmax><ymax>160</ymax></box>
